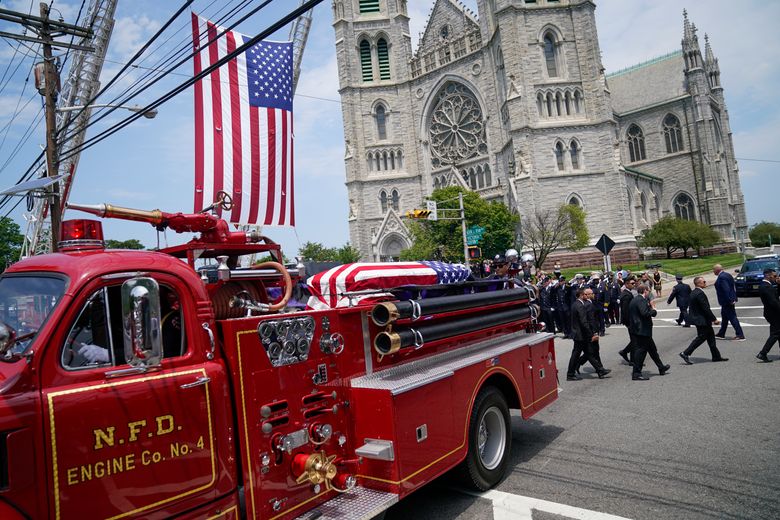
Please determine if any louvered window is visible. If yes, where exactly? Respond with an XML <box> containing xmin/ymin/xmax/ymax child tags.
<box><xmin>359</xmin><ymin>40</ymin><xmax>373</xmax><ymax>82</ymax></box>
<box><xmin>359</xmin><ymin>0</ymin><xmax>380</xmax><ymax>13</ymax></box>
<box><xmin>377</xmin><ymin>39</ymin><xmax>390</xmax><ymax>80</ymax></box>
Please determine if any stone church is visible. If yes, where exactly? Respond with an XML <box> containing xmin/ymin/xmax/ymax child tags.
<box><xmin>332</xmin><ymin>0</ymin><xmax>748</xmax><ymax>262</ymax></box>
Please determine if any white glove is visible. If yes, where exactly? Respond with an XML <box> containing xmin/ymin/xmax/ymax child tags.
<box><xmin>79</xmin><ymin>343</ymin><xmax>110</xmax><ymax>363</ymax></box>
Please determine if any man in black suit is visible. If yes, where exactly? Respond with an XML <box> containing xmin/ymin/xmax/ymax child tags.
<box><xmin>679</xmin><ymin>276</ymin><xmax>728</xmax><ymax>364</ymax></box>
<box><xmin>566</xmin><ymin>287</ymin><xmax>610</xmax><ymax>381</ymax></box>
<box><xmin>757</xmin><ymin>269</ymin><xmax>780</xmax><ymax>362</ymax></box>
<box><xmin>628</xmin><ymin>284</ymin><xmax>670</xmax><ymax>380</ymax></box>
<box><xmin>617</xmin><ymin>276</ymin><xmax>637</xmax><ymax>364</ymax></box>
<box><xmin>666</xmin><ymin>274</ymin><xmax>692</xmax><ymax>327</ymax></box>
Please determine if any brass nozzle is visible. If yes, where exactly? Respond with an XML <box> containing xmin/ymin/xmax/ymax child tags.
<box><xmin>66</xmin><ymin>202</ymin><xmax>164</xmax><ymax>225</ymax></box>
<box><xmin>374</xmin><ymin>331</ymin><xmax>402</xmax><ymax>355</ymax></box>
<box><xmin>371</xmin><ymin>302</ymin><xmax>400</xmax><ymax>327</ymax></box>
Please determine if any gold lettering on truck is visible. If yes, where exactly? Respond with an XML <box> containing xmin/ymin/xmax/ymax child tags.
<box><xmin>93</xmin><ymin>426</ymin><xmax>116</xmax><ymax>450</ymax></box>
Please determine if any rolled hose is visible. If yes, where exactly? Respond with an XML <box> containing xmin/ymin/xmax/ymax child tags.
<box><xmin>371</xmin><ymin>287</ymin><xmax>531</xmax><ymax>327</ymax></box>
<box><xmin>251</xmin><ymin>261</ymin><xmax>292</xmax><ymax>311</ymax></box>
<box><xmin>374</xmin><ymin>305</ymin><xmax>532</xmax><ymax>355</ymax></box>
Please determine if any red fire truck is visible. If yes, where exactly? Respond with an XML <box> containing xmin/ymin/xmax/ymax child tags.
<box><xmin>0</xmin><ymin>199</ymin><xmax>557</xmax><ymax>520</ymax></box>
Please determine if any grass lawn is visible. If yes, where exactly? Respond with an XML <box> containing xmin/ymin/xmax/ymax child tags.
<box><xmin>558</xmin><ymin>252</ymin><xmax>747</xmax><ymax>280</ymax></box>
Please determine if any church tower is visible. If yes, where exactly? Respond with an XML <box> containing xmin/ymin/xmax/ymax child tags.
<box><xmin>333</xmin><ymin>0</ymin><xmax>420</xmax><ymax>260</ymax></box>
<box><xmin>481</xmin><ymin>0</ymin><xmax>632</xmax><ymax>243</ymax></box>
<box><xmin>682</xmin><ymin>10</ymin><xmax>748</xmax><ymax>242</ymax></box>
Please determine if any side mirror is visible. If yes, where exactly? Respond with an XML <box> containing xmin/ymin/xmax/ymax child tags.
<box><xmin>0</xmin><ymin>322</ymin><xmax>20</xmax><ymax>362</ymax></box>
<box><xmin>122</xmin><ymin>278</ymin><xmax>162</xmax><ymax>367</ymax></box>
<box><xmin>734</xmin><ymin>269</ymin><xmax>740</xmax><ymax>273</ymax></box>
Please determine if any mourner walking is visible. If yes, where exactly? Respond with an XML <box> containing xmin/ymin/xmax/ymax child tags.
<box><xmin>713</xmin><ymin>264</ymin><xmax>746</xmax><ymax>341</ymax></box>
<box><xmin>679</xmin><ymin>276</ymin><xmax>728</xmax><ymax>364</ymax></box>
<box><xmin>667</xmin><ymin>274</ymin><xmax>692</xmax><ymax>327</ymax></box>
<box><xmin>757</xmin><ymin>268</ymin><xmax>780</xmax><ymax>362</ymax></box>
<box><xmin>567</xmin><ymin>287</ymin><xmax>610</xmax><ymax>381</ymax></box>
<box><xmin>628</xmin><ymin>284</ymin><xmax>670</xmax><ymax>380</ymax></box>
<box><xmin>618</xmin><ymin>276</ymin><xmax>637</xmax><ymax>364</ymax></box>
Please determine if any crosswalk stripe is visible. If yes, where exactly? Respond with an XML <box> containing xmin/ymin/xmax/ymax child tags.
<box><xmin>460</xmin><ymin>489</ymin><xmax>633</xmax><ymax>520</ymax></box>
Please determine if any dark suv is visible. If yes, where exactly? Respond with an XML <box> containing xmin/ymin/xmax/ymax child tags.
<box><xmin>735</xmin><ymin>256</ymin><xmax>780</xmax><ymax>296</ymax></box>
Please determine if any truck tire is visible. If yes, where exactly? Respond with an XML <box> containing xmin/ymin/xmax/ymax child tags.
<box><xmin>456</xmin><ymin>385</ymin><xmax>512</xmax><ymax>491</ymax></box>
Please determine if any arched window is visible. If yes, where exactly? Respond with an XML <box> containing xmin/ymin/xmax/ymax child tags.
<box><xmin>391</xmin><ymin>189</ymin><xmax>399</xmax><ymax>211</ymax></box>
<box><xmin>570</xmin><ymin>140</ymin><xmax>581</xmax><ymax>170</ymax></box>
<box><xmin>379</xmin><ymin>190</ymin><xmax>388</xmax><ymax>212</ymax></box>
<box><xmin>627</xmin><ymin>124</ymin><xmax>646</xmax><ymax>162</ymax></box>
<box><xmin>546</xmin><ymin>93</ymin><xmax>553</xmax><ymax>117</ymax></box>
<box><xmin>543</xmin><ymin>33</ymin><xmax>558</xmax><ymax>77</ymax></box>
<box><xmin>673</xmin><ymin>193</ymin><xmax>696</xmax><ymax>221</ymax></box>
<box><xmin>663</xmin><ymin>114</ymin><xmax>683</xmax><ymax>153</ymax></box>
<box><xmin>375</xmin><ymin>105</ymin><xmax>387</xmax><ymax>140</ymax></box>
<box><xmin>359</xmin><ymin>0</ymin><xmax>381</xmax><ymax>14</ymax></box>
<box><xmin>555</xmin><ymin>92</ymin><xmax>562</xmax><ymax>116</ymax></box>
<box><xmin>375</xmin><ymin>152</ymin><xmax>381</xmax><ymax>171</ymax></box>
<box><xmin>377</xmin><ymin>38</ymin><xmax>391</xmax><ymax>80</ymax></box>
<box><xmin>537</xmin><ymin>93</ymin><xmax>544</xmax><ymax>117</ymax></box>
<box><xmin>477</xmin><ymin>165</ymin><xmax>485</xmax><ymax>188</ymax></box>
<box><xmin>569</xmin><ymin>196</ymin><xmax>580</xmax><ymax>207</ymax></box>
<box><xmin>573</xmin><ymin>90</ymin><xmax>582</xmax><ymax>113</ymax></box>
<box><xmin>564</xmin><ymin>91</ymin><xmax>571</xmax><ymax>115</ymax></box>
<box><xmin>640</xmin><ymin>192</ymin><xmax>649</xmax><ymax>223</ymax></box>
<box><xmin>554</xmin><ymin>141</ymin><xmax>565</xmax><ymax>171</ymax></box>
<box><xmin>469</xmin><ymin>168</ymin><xmax>477</xmax><ymax>189</ymax></box>
<box><xmin>484</xmin><ymin>164</ymin><xmax>492</xmax><ymax>186</ymax></box>
<box><xmin>359</xmin><ymin>39</ymin><xmax>373</xmax><ymax>82</ymax></box>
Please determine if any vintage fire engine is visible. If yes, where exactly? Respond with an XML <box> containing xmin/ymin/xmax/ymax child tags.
<box><xmin>0</xmin><ymin>197</ymin><xmax>557</xmax><ymax>519</ymax></box>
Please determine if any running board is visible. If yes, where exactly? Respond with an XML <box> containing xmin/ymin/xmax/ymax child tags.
<box><xmin>294</xmin><ymin>486</ymin><xmax>399</xmax><ymax>520</ymax></box>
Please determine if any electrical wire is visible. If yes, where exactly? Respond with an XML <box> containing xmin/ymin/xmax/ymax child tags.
<box><xmin>57</xmin><ymin>0</ymin><xmax>325</xmax><ymax>163</ymax></box>
<box><xmin>57</xmin><ymin>0</ymin><xmax>268</xmax><ymax>148</ymax></box>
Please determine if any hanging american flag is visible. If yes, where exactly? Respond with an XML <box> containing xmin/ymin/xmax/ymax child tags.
<box><xmin>306</xmin><ymin>262</ymin><xmax>472</xmax><ymax>310</ymax></box>
<box><xmin>191</xmin><ymin>13</ymin><xmax>295</xmax><ymax>226</ymax></box>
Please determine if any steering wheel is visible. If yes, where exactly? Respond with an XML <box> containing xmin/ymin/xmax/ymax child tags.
<box><xmin>215</xmin><ymin>191</ymin><xmax>234</xmax><ymax>211</ymax></box>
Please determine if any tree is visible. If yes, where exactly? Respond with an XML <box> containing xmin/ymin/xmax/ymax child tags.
<box><xmin>334</xmin><ymin>244</ymin><xmax>361</xmax><ymax>263</ymax></box>
<box><xmin>0</xmin><ymin>217</ymin><xmax>23</xmax><ymax>271</ymax></box>
<box><xmin>400</xmin><ymin>186</ymin><xmax>519</xmax><ymax>262</ymax></box>
<box><xmin>298</xmin><ymin>241</ymin><xmax>362</xmax><ymax>262</ymax></box>
<box><xmin>521</xmin><ymin>204</ymin><xmax>589</xmax><ymax>268</ymax></box>
<box><xmin>640</xmin><ymin>217</ymin><xmax>720</xmax><ymax>258</ymax></box>
<box><xmin>749</xmin><ymin>221</ymin><xmax>780</xmax><ymax>247</ymax></box>
<box><xmin>104</xmin><ymin>239</ymin><xmax>145</xmax><ymax>249</ymax></box>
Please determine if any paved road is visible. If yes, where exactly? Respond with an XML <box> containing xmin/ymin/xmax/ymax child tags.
<box><xmin>385</xmin><ymin>284</ymin><xmax>780</xmax><ymax>520</ymax></box>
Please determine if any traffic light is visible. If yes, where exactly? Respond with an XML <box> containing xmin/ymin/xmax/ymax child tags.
<box><xmin>468</xmin><ymin>246</ymin><xmax>482</xmax><ymax>259</ymax></box>
<box><xmin>405</xmin><ymin>209</ymin><xmax>431</xmax><ymax>219</ymax></box>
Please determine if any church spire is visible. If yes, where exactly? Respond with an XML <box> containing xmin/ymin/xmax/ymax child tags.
<box><xmin>681</xmin><ymin>10</ymin><xmax>702</xmax><ymax>71</ymax></box>
<box><xmin>704</xmin><ymin>34</ymin><xmax>716</xmax><ymax>65</ymax></box>
<box><xmin>704</xmin><ymin>33</ymin><xmax>721</xmax><ymax>88</ymax></box>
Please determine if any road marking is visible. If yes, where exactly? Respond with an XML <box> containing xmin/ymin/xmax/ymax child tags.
<box><xmin>655</xmin><ymin>306</ymin><xmax>764</xmax><ymax>312</ymax></box>
<box><xmin>462</xmin><ymin>489</ymin><xmax>633</xmax><ymax>520</ymax></box>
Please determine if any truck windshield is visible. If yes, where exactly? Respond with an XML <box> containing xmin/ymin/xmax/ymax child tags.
<box><xmin>0</xmin><ymin>275</ymin><xmax>66</xmax><ymax>354</ymax></box>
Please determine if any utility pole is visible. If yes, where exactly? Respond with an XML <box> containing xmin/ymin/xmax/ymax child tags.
<box><xmin>40</xmin><ymin>2</ymin><xmax>61</xmax><ymax>250</ymax></box>
<box><xmin>0</xmin><ymin>3</ymin><xmax>93</xmax><ymax>252</ymax></box>
<box><xmin>459</xmin><ymin>193</ymin><xmax>469</xmax><ymax>265</ymax></box>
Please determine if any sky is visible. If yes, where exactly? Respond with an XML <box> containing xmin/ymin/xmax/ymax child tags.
<box><xmin>0</xmin><ymin>0</ymin><xmax>777</xmax><ymax>259</ymax></box>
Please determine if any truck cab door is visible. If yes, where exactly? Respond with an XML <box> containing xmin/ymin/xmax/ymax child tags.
<box><xmin>39</xmin><ymin>274</ymin><xmax>233</xmax><ymax>519</ymax></box>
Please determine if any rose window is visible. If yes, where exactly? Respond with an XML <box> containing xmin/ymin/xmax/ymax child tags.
<box><xmin>428</xmin><ymin>82</ymin><xmax>487</xmax><ymax>168</ymax></box>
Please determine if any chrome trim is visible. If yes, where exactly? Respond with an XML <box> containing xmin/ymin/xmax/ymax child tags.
<box><xmin>361</xmin><ymin>312</ymin><xmax>373</xmax><ymax>376</ymax></box>
<box><xmin>180</xmin><ymin>375</ymin><xmax>211</xmax><ymax>389</ymax></box>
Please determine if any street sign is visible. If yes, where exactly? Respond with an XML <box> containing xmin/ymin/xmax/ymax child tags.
<box><xmin>426</xmin><ymin>200</ymin><xmax>438</xmax><ymax>221</ymax></box>
<box><xmin>465</xmin><ymin>225</ymin><xmax>485</xmax><ymax>246</ymax></box>
<box><xmin>595</xmin><ymin>234</ymin><xmax>615</xmax><ymax>256</ymax></box>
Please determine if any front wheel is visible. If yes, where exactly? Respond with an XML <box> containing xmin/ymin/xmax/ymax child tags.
<box><xmin>456</xmin><ymin>386</ymin><xmax>512</xmax><ymax>491</ymax></box>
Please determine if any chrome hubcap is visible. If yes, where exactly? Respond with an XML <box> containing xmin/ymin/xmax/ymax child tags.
<box><xmin>477</xmin><ymin>406</ymin><xmax>506</xmax><ymax>470</ymax></box>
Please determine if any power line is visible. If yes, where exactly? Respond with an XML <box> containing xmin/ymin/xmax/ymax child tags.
<box><xmin>735</xmin><ymin>157</ymin><xmax>780</xmax><ymax>164</ymax></box>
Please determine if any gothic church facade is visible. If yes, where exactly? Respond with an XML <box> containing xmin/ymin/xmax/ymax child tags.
<box><xmin>332</xmin><ymin>0</ymin><xmax>748</xmax><ymax>261</ymax></box>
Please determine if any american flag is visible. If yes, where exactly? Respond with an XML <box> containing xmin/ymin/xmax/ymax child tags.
<box><xmin>191</xmin><ymin>14</ymin><xmax>294</xmax><ymax>226</ymax></box>
<box><xmin>306</xmin><ymin>261</ymin><xmax>472</xmax><ymax>310</ymax></box>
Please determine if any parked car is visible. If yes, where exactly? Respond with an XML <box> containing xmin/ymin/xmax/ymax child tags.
<box><xmin>735</xmin><ymin>255</ymin><xmax>780</xmax><ymax>296</ymax></box>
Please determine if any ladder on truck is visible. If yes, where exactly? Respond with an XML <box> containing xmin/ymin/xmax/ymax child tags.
<box><xmin>21</xmin><ymin>0</ymin><xmax>118</xmax><ymax>257</ymax></box>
